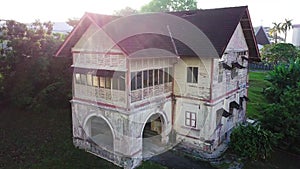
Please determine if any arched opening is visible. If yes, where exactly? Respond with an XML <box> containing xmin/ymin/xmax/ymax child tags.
<box><xmin>86</xmin><ymin>116</ymin><xmax>114</xmax><ymax>151</ymax></box>
<box><xmin>142</xmin><ymin>113</ymin><xmax>166</xmax><ymax>158</ymax></box>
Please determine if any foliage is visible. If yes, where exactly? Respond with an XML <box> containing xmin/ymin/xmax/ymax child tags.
<box><xmin>281</xmin><ymin>19</ymin><xmax>293</xmax><ymax>42</ymax></box>
<box><xmin>264</xmin><ymin>59</ymin><xmax>300</xmax><ymax>102</ymax></box>
<box><xmin>230</xmin><ymin>124</ymin><xmax>275</xmax><ymax>160</ymax></box>
<box><xmin>260</xmin><ymin>59</ymin><xmax>300</xmax><ymax>154</ymax></box>
<box><xmin>260</xmin><ymin>43</ymin><xmax>300</xmax><ymax>64</ymax></box>
<box><xmin>269</xmin><ymin>22</ymin><xmax>282</xmax><ymax>44</ymax></box>
<box><xmin>0</xmin><ymin>19</ymin><xmax>71</xmax><ymax>111</ymax></box>
<box><xmin>114</xmin><ymin>6</ymin><xmax>138</xmax><ymax>16</ymax></box>
<box><xmin>141</xmin><ymin>0</ymin><xmax>197</xmax><ymax>12</ymax></box>
<box><xmin>261</xmin><ymin>85</ymin><xmax>300</xmax><ymax>153</ymax></box>
<box><xmin>269</xmin><ymin>19</ymin><xmax>292</xmax><ymax>43</ymax></box>
<box><xmin>66</xmin><ymin>18</ymin><xmax>80</xmax><ymax>28</ymax></box>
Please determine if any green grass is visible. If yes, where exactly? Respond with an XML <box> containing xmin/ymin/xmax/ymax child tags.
<box><xmin>247</xmin><ymin>71</ymin><xmax>271</xmax><ymax>119</ymax></box>
<box><xmin>0</xmin><ymin>107</ymin><xmax>166</xmax><ymax>169</ymax></box>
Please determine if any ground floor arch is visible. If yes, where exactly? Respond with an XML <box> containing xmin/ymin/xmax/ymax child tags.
<box><xmin>84</xmin><ymin>115</ymin><xmax>114</xmax><ymax>152</ymax></box>
<box><xmin>141</xmin><ymin>112</ymin><xmax>169</xmax><ymax>158</ymax></box>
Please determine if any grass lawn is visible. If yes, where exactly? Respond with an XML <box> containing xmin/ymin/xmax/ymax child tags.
<box><xmin>0</xmin><ymin>106</ymin><xmax>165</xmax><ymax>169</ymax></box>
<box><xmin>247</xmin><ymin>71</ymin><xmax>271</xmax><ymax>119</ymax></box>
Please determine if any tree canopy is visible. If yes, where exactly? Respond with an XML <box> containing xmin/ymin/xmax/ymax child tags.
<box><xmin>261</xmin><ymin>43</ymin><xmax>300</xmax><ymax>64</ymax></box>
<box><xmin>0</xmin><ymin>20</ymin><xmax>71</xmax><ymax>110</ymax></box>
<box><xmin>114</xmin><ymin>7</ymin><xmax>138</xmax><ymax>16</ymax></box>
<box><xmin>141</xmin><ymin>0</ymin><xmax>197</xmax><ymax>12</ymax></box>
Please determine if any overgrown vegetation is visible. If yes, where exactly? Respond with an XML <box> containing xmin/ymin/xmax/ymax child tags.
<box><xmin>230</xmin><ymin>125</ymin><xmax>276</xmax><ymax>160</ymax></box>
<box><xmin>261</xmin><ymin>60</ymin><xmax>300</xmax><ymax>154</ymax></box>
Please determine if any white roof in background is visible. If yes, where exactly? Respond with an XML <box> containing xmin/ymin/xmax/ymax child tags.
<box><xmin>53</xmin><ymin>22</ymin><xmax>73</xmax><ymax>34</ymax></box>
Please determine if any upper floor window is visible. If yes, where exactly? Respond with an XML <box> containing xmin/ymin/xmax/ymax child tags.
<box><xmin>74</xmin><ymin>71</ymin><xmax>124</xmax><ymax>91</ymax></box>
<box><xmin>131</xmin><ymin>67</ymin><xmax>172</xmax><ymax>91</ymax></box>
<box><xmin>237</xmin><ymin>51</ymin><xmax>247</xmax><ymax>56</ymax></box>
<box><xmin>187</xmin><ymin>67</ymin><xmax>198</xmax><ymax>83</ymax></box>
<box><xmin>112</xmin><ymin>72</ymin><xmax>125</xmax><ymax>91</ymax></box>
<box><xmin>87</xmin><ymin>74</ymin><xmax>93</xmax><ymax>86</ymax></box>
<box><xmin>92</xmin><ymin>75</ymin><xmax>99</xmax><ymax>87</ymax></box>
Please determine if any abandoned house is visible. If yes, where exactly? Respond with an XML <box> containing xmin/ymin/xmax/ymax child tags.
<box><xmin>55</xmin><ymin>6</ymin><xmax>260</xmax><ymax>169</ymax></box>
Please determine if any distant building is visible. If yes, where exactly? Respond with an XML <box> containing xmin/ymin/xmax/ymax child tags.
<box><xmin>56</xmin><ymin>6</ymin><xmax>259</xmax><ymax>169</ymax></box>
<box><xmin>254</xmin><ymin>26</ymin><xmax>271</xmax><ymax>50</ymax></box>
<box><xmin>292</xmin><ymin>24</ymin><xmax>300</xmax><ymax>47</ymax></box>
<box><xmin>52</xmin><ymin>22</ymin><xmax>73</xmax><ymax>34</ymax></box>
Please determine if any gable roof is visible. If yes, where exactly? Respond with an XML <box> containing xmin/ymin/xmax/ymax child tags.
<box><xmin>254</xmin><ymin>26</ymin><xmax>270</xmax><ymax>45</ymax></box>
<box><xmin>56</xmin><ymin>6</ymin><xmax>260</xmax><ymax>61</ymax></box>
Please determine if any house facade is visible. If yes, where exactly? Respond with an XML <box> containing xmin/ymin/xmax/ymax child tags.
<box><xmin>56</xmin><ymin>6</ymin><xmax>259</xmax><ymax>169</ymax></box>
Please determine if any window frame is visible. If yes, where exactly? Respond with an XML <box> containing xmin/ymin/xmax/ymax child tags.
<box><xmin>75</xmin><ymin>73</ymin><xmax>81</xmax><ymax>84</ymax></box>
<box><xmin>185</xmin><ymin>111</ymin><xmax>197</xmax><ymax>128</ymax></box>
<box><xmin>187</xmin><ymin>67</ymin><xmax>198</xmax><ymax>83</ymax></box>
<box><xmin>92</xmin><ymin>75</ymin><xmax>99</xmax><ymax>87</ymax></box>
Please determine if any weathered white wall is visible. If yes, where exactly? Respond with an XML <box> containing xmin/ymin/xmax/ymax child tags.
<box><xmin>173</xmin><ymin>56</ymin><xmax>211</xmax><ymax>100</ymax></box>
<box><xmin>72</xmin><ymin>23</ymin><xmax>126</xmax><ymax>71</ymax></box>
<box><xmin>211</xmin><ymin>23</ymin><xmax>249</xmax><ymax>100</ymax></box>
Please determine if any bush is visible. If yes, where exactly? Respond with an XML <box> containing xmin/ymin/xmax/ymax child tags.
<box><xmin>230</xmin><ymin>124</ymin><xmax>275</xmax><ymax>160</ymax></box>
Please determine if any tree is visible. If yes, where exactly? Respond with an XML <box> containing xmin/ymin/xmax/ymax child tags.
<box><xmin>230</xmin><ymin>124</ymin><xmax>275</xmax><ymax>160</ymax></box>
<box><xmin>281</xmin><ymin>19</ymin><xmax>292</xmax><ymax>42</ymax></box>
<box><xmin>114</xmin><ymin>7</ymin><xmax>138</xmax><ymax>16</ymax></box>
<box><xmin>140</xmin><ymin>0</ymin><xmax>197</xmax><ymax>12</ymax></box>
<box><xmin>66</xmin><ymin>18</ymin><xmax>80</xmax><ymax>28</ymax></box>
<box><xmin>264</xmin><ymin>59</ymin><xmax>300</xmax><ymax>102</ymax></box>
<box><xmin>0</xmin><ymin>19</ymin><xmax>70</xmax><ymax>110</ymax></box>
<box><xmin>261</xmin><ymin>85</ymin><xmax>300</xmax><ymax>154</ymax></box>
<box><xmin>269</xmin><ymin>22</ymin><xmax>282</xmax><ymax>44</ymax></box>
<box><xmin>261</xmin><ymin>59</ymin><xmax>300</xmax><ymax>154</ymax></box>
<box><xmin>260</xmin><ymin>43</ymin><xmax>299</xmax><ymax>64</ymax></box>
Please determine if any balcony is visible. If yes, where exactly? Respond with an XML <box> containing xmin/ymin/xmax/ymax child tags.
<box><xmin>130</xmin><ymin>82</ymin><xmax>172</xmax><ymax>103</ymax></box>
<box><xmin>74</xmin><ymin>84</ymin><xmax>126</xmax><ymax>107</ymax></box>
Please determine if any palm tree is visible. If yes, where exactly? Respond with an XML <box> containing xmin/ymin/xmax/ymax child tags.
<box><xmin>270</xmin><ymin>22</ymin><xmax>282</xmax><ymax>44</ymax></box>
<box><xmin>281</xmin><ymin>19</ymin><xmax>293</xmax><ymax>42</ymax></box>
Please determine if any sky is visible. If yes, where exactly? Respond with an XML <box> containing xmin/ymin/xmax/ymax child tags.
<box><xmin>0</xmin><ymin>0</ymin><xmax>299</xmax><ymax>41</ymax></box>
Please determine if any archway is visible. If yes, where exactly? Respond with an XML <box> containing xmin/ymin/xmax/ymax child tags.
<box><xmin>142</xmin><ymin>113</ymin><xmax>167</xmax><ymax>158</ymax></box>
<box><xmin>85</xmin><ymin>116</ymin><xmax>114</xmax><ymax>151</ymax></box>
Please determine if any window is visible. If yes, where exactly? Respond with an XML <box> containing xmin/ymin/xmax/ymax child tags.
<box><xmin>131</xmin><ymin>72</ymin><xmax>136</xmax><ymax>90</ymax></box>
<box><xmin>169</xmin><ymin>67</ymin><xmax>173</xmax><ymax>82</ymax></box>
<box><xmin>75</xmin><ymin>74</ymin><xmax>81</xmax><ymax>84</ymax></box>
<box><xmin>136</xmin><ymin>72</ymin><xmax>142</xmax><ymax>89</ymax></box>
<box><xmin>187</xmin><ymin>67</ymin><xmax>198</xmax><ymax>83</ymax></box>
<box><xmin>112</xmin><ymin>76</ymin><xmax>118</xmax><ymax>90</ymax></box>
<box><xmin>231</xmin><ymin>68</ymin><xmax>238</xmax><ymax>79</ymax></box>
<box><xmin>154</xmin><ymin>69</ymin><xmax>159</xmax><ymax>85</ymax></box>
<box><xmin>164</xmin><ymin>68</ymin><xmax>169</xmax><ymax>83</ymax></box>
<box><xmin>92</xmin><ymin>75</ymin><xmax>99</xmax><ymax>87</ymax></box>
<box><xmin>149</xmin><ymin>70</ymin><xmax>153</xmax><ymax>86</ymax></box>
<box><xmin>105</xmin><ymin>77</ymin><xmax>111</xmax><ymax>89</ymax></box>
<box><xmin>87</xmin><ymin>74</ymin><xmax>93</xmax><ymax>86</ymax></box>
<box><xmin>185</xmin><ymin>111</ymin><xmax>196</xmax><ymax>128</ymax></box>
<box><xmin>81</xmin><ymin>74</ymin><xmax>87</xmax><ymax>85</ymax></box>
<box><xmin>159</xmin><ymin>69</ymin><xmax>164</xmax><ymax>84</ymax></box>
<box><xmin>143</xmin><ymin>70</ymin><xmax>148</xmax><ymax>88</ymax></box>
<box><xmin>218</xmin><ymin>63</ymin><xmax>223</xmax><ymax>83</ymax></box>
<box><xmin>112</xmin><ymin>72</ymin><xmax>125</xmax><ymax>91</ymax></box>
<box><xmin>99</xmin><ymin>77</ymin><xmax>105</xmax><ymax>88</ymax></box>
<box><xmin>119</xmin><ymin>75</ymin><xmax>125</xmax><ymax>91</ymax></box>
